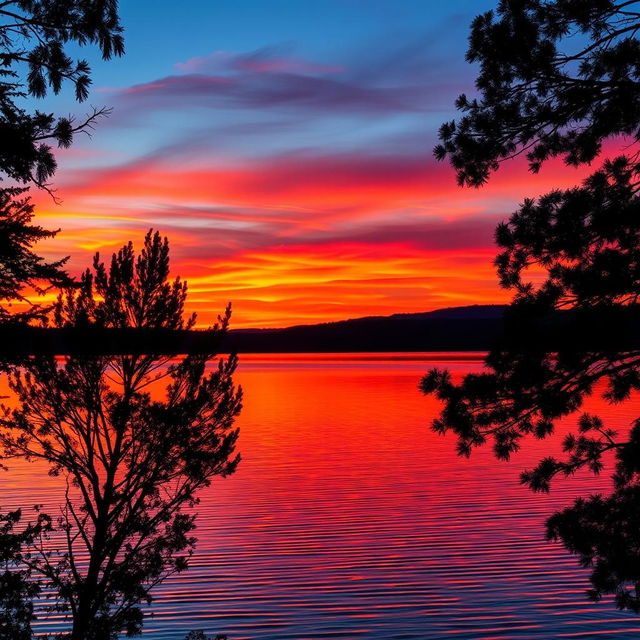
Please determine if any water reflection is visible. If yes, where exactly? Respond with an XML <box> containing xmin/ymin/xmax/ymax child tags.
<box><xmin>147</xmin><ymin>354</ymin><xmax>640</xmax><ymax>638</ymax></box>
<box><xmin>2</xmin><ymin>353</ymin><xmax>640</xmax><ymax>638</ymax></box>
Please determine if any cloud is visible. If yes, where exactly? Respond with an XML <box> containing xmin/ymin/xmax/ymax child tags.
<box><xmin>176</xmin><ymin>47</ymin><xmax>344</xmax><ymax>75</ymax></box>
<box><xmin>97</xmin><ymin>40</ymin><xmax>462</xmax><ymax>135</ymax></box>
<box><xmin>114</xmin><ymin>71</ymin><xmax>431</xmax><ymax>119</ymax></box>
<box><xmin>54</xmin><ymin>149</ymin><xmax>455</xmax><ymax>228</ymax></box>
<box><xmin>321</xmin><ymin>216</ymin><xmax>500</xmax><ymax>251</ymax></box>
<box><xmin>37</xmin><ymin>32</ymin><xmax>595</xmax><ymax>328</ymax></box>
<box><xmin>55</xmin><ymin>138</ymin><xmax>592</xmax><ymax>231</ymax></box>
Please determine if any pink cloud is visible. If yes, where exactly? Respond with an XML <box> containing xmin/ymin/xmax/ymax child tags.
<box><xmin>175</xmin><ymin>49</ymin><xmax>344</xmax><ymax>75</ymax></box>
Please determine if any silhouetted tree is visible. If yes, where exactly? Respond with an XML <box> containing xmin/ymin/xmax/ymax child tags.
<box><xmin>0</xmin><ymin>187</ymin><xmax>70</xmax><ymax>322</ymax></box>
<box><xmin>0</xmin><ymin>1</ymin><xmax>124</xmax><ymax>322</ymax></box>
<box><xmin>423</xmin><ymin>157</ymin><xmax>640</xmax><ymax>489</ymax></box>
<box><xmin>0</xmin><ymin>510</ymin><xmax>43</xmax><ymax>640</ymax></box>
<box><xmin>547</xmin><ymin>481</ymin><xmax>640</xmax><ymax>612</ymax></box>
<box><xmin>0</xmin><ymin>231</ymin><xmax>242</xmax><ymax>638</ymax></box>
<box><xmin>0</xmin><ymin>0</ymin><xmax>124</xmax><ymax>189</ymax></box>
<box><xmin>424</xmin><ymin>0</ymin><xmax>640</xmax><ymax>612</ymax></box>
<box><xmin>435</xmin><ymin>0</ymin><xmax>640</xmax><ymax>187</ymax></box>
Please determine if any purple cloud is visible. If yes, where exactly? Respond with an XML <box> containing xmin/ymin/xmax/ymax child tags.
<box><xmin>176</xmin><ymin>47</ymin><xmax>344</xmax><ymax>75</ymax></box>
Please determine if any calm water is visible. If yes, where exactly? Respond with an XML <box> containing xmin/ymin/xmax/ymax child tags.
<box><xmin>7</xmin><ymin>353</ymin><xmax>640</xmax><ymax>638</ymax></box>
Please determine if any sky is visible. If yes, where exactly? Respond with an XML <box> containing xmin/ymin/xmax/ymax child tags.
<box><xmin>29</xmin><ymin>0</ymin><xmax>595</xmax><ymax>328</ymax></box>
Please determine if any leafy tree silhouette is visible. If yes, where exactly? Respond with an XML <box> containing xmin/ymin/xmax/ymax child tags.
<box><xmin>0</xmin><ymin>0</ymin><xmax>124</xmax><ymax>321</ymax></box>
<box><xmin>0</xmin><ymin>0</ymin><xmax>124</xmax><ymax>189</ymax></box>
<box><xmin>0</xmin><ymin>510</ymin><xmax>41</xmax><ymax>639</ymax></box>
<box><xmin>423</xmin><ymin>0</ymin><xmax>640</xmax><ymax>611</ymax></box>
<box><xmin>0</xmin><ymin>4</ymin><xmax>125</xmax><ymax>634</ymax></box>
<box><xmin>435</xmin><ymin>0</ymin><xmax>640</xmax><ymax>187</ymax></box>
<box><xmin>546</xmin><ymin>482</ymin><xmax>640</xmax><ymax>611</ymax></box>
<box><xmin>0</xmin><ymin>187</ymin><xmax>71</xmax><ymax>322</ymax></box>
<box><xmin>0</xmin><ymin>231</ymin><xmax>242</xmax><ymax>638</ymax></box>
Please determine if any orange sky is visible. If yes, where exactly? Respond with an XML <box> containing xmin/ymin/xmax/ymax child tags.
<box><xmin>20</xmin><ymin>6</ymin><xmax>609</xmax><ymax>329</ymax></box>
<box><xmin>28</xmin><ymin>153</ymin><xmax>595</xmax><ymax>328</ymax></box>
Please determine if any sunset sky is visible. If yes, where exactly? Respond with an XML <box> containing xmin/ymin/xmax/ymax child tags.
<box><xmin>31</xmin><ymin>0</ymin><xmax>596</xmax><ymax>328</ymax></box>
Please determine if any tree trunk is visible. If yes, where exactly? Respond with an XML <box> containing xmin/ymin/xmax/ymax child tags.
<box><xmin>70</xmin><ymin>511</ymin><xmax>109</xmax><ymax>640</ymax></box>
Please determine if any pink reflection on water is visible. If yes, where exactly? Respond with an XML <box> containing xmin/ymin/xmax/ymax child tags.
<box><xmin>2</xmin><ymin>353</ymin><xmax>640</xmax><ymax>638</ymax></box>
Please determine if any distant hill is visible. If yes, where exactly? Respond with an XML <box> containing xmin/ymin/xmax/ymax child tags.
<box><xmin>0</xmin><ymin>305</ymin><xmax>508</xmax><ymax>355</ymax></box>
<box><xmin>2</xmin><ymin>304</ymin><xmax>638</xmax><ymax>355</ymax></box>
<box><xmin>221</xmin><ymin>305</ymin><xmax>508</xmax><ymax>353</ymax></box>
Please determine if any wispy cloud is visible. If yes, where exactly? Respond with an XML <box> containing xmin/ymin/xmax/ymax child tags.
<box><xmin>39</xmin><ymin>31</ymin><xmax>592</xmax><ymax>327</ymax></box>
<box><xmin>176</xmin><ymin>47</ymin><xmax>344</xmax><ymax>75</ymax></box>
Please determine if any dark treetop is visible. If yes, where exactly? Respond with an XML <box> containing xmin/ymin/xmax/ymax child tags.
<box><xmin>0</xmin><ymin>0</ymin><xmax>124</xmax><ymax>189</ymax></box>
<box><xmin>0</xmin><ymin>1</ymin><xmax>124</xmax><ymax>322</ymax></box>
<box><xmin>435</xmin><ymin>0</ymin><xmax>640</xmax><ymax>186</ymax></box>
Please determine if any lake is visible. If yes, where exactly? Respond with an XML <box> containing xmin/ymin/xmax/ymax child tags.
<box><xmin>8</xmin><ymin>353</ymin><xmax>640</xmax><ymax>638</ymax></box>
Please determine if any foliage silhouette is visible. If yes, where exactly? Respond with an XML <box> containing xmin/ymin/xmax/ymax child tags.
<box><xmin>435</xmin><ymin>0</ymin><xmax>640</xmax><ymax>187</ymax></box>
<box><xmin>0</xmin><ymin>187</ymin><xmax>71</xmax><ymax>322</ymax></box>
<box><xmin>547</xmin><ymin>480</ymin><xmax>640</xmax><ymax>612</ymax></box>
<box><xmin>0</xmin><ymin>1</ymin><xmax>124</xmax><ymax>321</ymax></box>
<box><xmin>424</xmin><ymin>0</ymin><xmax>640</xmax><ymax>612</ymax></box>
<box><xmin>0</xmin><ymin>231</ymin><xmax>242</xmax><ymax>638</ymax></box>
<box><xmin>0</xmin><ymin>0</ymin><xmax>124</xmax><ymax>189</ymax></box>
<box><xmin>422</xmin><ymin>159</ymin><xmax>640</xmax><ymax>489</ymax></box>
<box><xmin>0</xmin><ymin>509</ymin><xmax>42</xmax><ymax>640</ymax></box>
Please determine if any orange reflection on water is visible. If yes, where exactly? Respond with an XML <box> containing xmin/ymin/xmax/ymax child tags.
<box><xmin>2</xmin><ymin>353</ymin><xmax>640</xmax><ymax>639</ymax></box>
